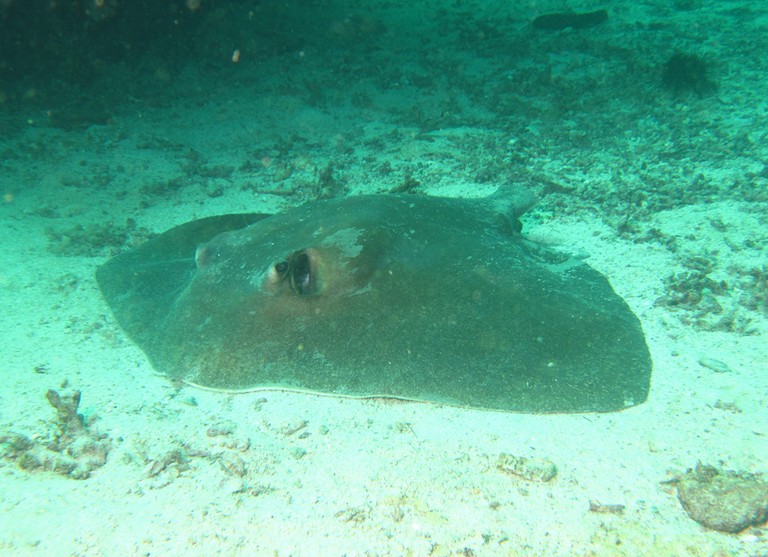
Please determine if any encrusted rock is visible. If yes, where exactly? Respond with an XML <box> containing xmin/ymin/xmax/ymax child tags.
<box><xmin>677</xmin><ymin>463</ymin><xmax>768</xmax><ymax>533</ymax></box>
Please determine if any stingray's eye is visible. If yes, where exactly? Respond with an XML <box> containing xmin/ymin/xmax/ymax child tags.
<box><xmin>289</xmin><ymin>250</ymin><xmax>315</xmax><ymax>295</ymax></box>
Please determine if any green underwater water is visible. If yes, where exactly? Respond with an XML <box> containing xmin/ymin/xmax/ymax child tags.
<box><xmin>0</xmin><ymin>1</ymin><xmax>766</xmax><ymax>555</ymax></box>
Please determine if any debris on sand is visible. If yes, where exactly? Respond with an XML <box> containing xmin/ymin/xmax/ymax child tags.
<box><xmin>0</xmin><ymin>388</ymin><xmax>110</xmax><ymax>480</ymax></box>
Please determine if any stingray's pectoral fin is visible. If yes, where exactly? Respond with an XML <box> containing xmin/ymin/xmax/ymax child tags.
<box><xmin>96</xmin><ymin>213</ymin><xmax>269</xmax><ymax>344</ymax></box>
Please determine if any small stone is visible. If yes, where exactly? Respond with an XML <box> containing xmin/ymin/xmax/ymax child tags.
<box><xmin>496</xmin><ymin>453</ymin><xmax>557</xmax><ymax>482</ymax></box>
<box><xmin>218</xmin><ymin>453</ymin><xmax>247</xmax><ymax>477</ymax></box>
<box><xmin>698</xmin><ymin>358</ymin><xmax>731</xmax><ymax>373</ymax></box>
<box><xmin>290</xmin><ymin>447</ymin><xmax>307</xmax><ymax>460</ymax></box>
<box><xmin>280</xmin><ymin>419</ymin><xmax>308</xmax><ymax>436</ymax></box>
<box><xmin>588</xmin><ymin>500</ymin><xmax>625</xmax><ymax>514</ymax></box>
<box><xmin>206</xmin><ymin>421</ymin><xmax>236</xmax><ymax>437</ymax></box>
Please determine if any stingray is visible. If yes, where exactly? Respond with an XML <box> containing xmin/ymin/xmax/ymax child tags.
<box><xmin>96</xmin><ymin>187</ymin><xmax>652</xmax><ymax>413</ymax></box>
